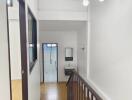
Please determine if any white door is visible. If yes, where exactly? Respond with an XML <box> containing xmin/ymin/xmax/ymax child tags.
<box><xmin>0</xmin><ymin>1</ymin><xmax>11</xmax><ymax>100</ymax></box>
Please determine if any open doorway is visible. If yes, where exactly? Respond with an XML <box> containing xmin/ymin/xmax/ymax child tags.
<box><xmin>8</xmin><ymin>1</ymin><xmax>23</xmax><ymax>100</ymax></box>
<box><xmin>7</xmin><ymin>0</ymin><xmax>28</xmax><ymax>100</ymax></box>
<box><xmin>42</xmin><ymin>43</ymin><xmax>58</xmax><ymax>83</ymax></box>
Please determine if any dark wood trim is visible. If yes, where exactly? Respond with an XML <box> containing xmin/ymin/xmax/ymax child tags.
<box><xmin>6</xmin><ymin>3</ymin><xmax>12</xmax><ymax>100</ymax></box>
<box><xmin>42</xmin><ymin>44</ymin><xmax>44</xmax><ymax>82</ymax></box>
<box><xmin>56</xmin><ymin>44</ymin><xmax>58</xmax><ymax>82</ymax></box>
<box><xmin>19</xmin><ymin>1</ymin><xmax>28</xmax><ymax>100</ymax></box>
<box><xmin>28</xmin><ymin>7</ymin><xmax>38</xmax><ymax>73</ymax></box>
<box><xmin>42</xmin><ymin>43</ymin><xmax>59</xmax><ymax>83</ymax></box>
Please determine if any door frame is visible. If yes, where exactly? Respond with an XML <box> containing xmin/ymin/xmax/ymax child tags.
<box><xmin>42</xmin><ymin>43</ymin><xmax>59</xmax><ymax>83</ymax></box>
<box><xmin>7</xmin><ymin>0</ymin><xmax>28</xmax><ymax>100</ymax></box>
<box><xmin>19</xmin><ymin>1</ymin><xmax>28</xmax><ymax>100</ymax></box>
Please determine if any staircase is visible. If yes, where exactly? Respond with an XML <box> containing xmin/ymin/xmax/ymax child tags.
<box><xmin>67</xmin><ymin>71</ymin><xmax>102</xmax><ymax>100</ymax></box>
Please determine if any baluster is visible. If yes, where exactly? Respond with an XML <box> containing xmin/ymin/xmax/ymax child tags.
<box><xmin>84</xmin><ymin>85</ymin><xmax>86</xmax><ymax>100</ymax></box>
<box><xmin>70</xmin><ymin>80</ymin><xmax>72</xmax><ymax>100</ymax></box>
<box><xmin>82</xmin><ymin>83</ymin><xmax>84</xmax><ymax>100</ymax></box>
<box><xmin>70</xmin><ymin>77</ymin><xmax>73</xmax><ymax>100</ymax></box>
<box><xmin>72</xmin><ymin>75</ymin><xmax>74</xmax><ymax>100</ymax></box>
<box><xmin>69</xmin><ymin>81</ymin><xmax>71</xmax><ymax>100</ymax></box>
<box><xmin>79</xmin><ymin>80</ymin><xmax>81</xmax><ymax>100</ymax></box>
<box><xmin>67</xmin><ymin>81</ymin><xmax>69</xmax><ymax>100</ymax></box>
<box><xmin>80</xmin><ymin>81</ymin><xmax>82</xmax><ymax>100</ymax></box>
<box><xmin>87</xmin><ymin>89</ymin><xmax>89</xmax><ymax>100</ymax></box>
<box><xmin>68</xmin><ymin>80</ymin><xmax>71</xmax><ymax>100</ymax></box>
<box><xmin>78</xmin><ymin>78</ymin><xmax>80</xmax><ymax>100</ymax></box>
<box><xmin>74</xmin><ymin>75</ymin><xmax>76</xmax><ymax>100</ymax></box>
<box><xmin>75</xmin><ymin>75</ymin><xmax>78</xmax><ymax>100</ymax></box>
<box><xmin>81</xmin><ymin>81</ymin><xmax>83</xmax><ymax>100</ymax></box>
<box><xmin>83</xmin><ymin>84</ymin><xmax>85</xmax><ymax>100</ymax></box>
<box><xmin>77</xmin><ymin>77</ymin><xmax>78</xmax><ymax>100</ymax></box>
<box><xmin>67</xmin><ymin>71</ymin><xmax>102</xmax><ymax>100</ymax></box>
<box><xmin>91</xmin><ymin>94</ymin><xmax>93</xmax><ymax>100</ymax></box>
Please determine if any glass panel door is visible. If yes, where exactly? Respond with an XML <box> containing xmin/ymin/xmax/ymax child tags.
<box><xmin>43</xmin><ymin>43</ymin><xmax>58</xmax><ymax>83</ymax></box>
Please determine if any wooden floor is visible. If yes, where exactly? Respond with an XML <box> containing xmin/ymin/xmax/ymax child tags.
<box><xmin>41</xmin><ymin>83</ymin><xmax>67</xmax><ymax>100</ymax></box>
<box><xmin>12</xmin><ymin>80</ymin><xmax>67</xmax><ymax>100</ymax></box>
<box><xmin>12</xmin><ymin>80</ymin><xmax>22</xmax><ymax>100</ymax></box>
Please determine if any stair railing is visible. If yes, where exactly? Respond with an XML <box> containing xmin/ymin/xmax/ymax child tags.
<box><xmin>66</xmin><ymin>71</ymin><xmax>102</xmax><ymax>100</ymax></box>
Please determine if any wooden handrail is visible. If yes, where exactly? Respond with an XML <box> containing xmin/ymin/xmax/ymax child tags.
<box><xmin>67</xmin><ymin>70</ymin><xmax>102</xmax><ymax>100</ymax></box>
<box><xmin>66</xmin><ymin>71</ymin><xmax>74</xmax><ymax>86</ymax></box>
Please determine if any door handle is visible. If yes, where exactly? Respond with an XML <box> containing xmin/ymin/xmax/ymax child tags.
<box><xmin>21</xmin><ymin>70</ymin><xmax>25</xmax><ymax>75</ymax></box>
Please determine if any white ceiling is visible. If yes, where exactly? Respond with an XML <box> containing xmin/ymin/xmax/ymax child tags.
<box><xmin>39</xmin><ymin>20</ymin><xmax>87</xmax><ymax>32</ymax></box>
<box><xmin>38</xmin><ymin>0</ymin><xmax>88</xmax><ymax>12</ymax></box>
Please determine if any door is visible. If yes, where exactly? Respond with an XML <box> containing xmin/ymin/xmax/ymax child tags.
<box><xmin>42</xmin><ymin>43</ymin><xmax>58</xmax><ymax>83</ymax></box>
<box><xmin>0</xmin><ymin>1</ymin><xmax>11</xmax><ymax>100</ymax></box>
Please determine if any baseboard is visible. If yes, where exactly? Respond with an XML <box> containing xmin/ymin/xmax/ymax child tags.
<box><xmin>58</xmin><ymin>81</ymin><xmax>67</xmax><ymax>84</ymax></box>
<box><xmin>86</xmin><ymin>78</ymin><xmax>111</xmax><ymax>100</ymax></box>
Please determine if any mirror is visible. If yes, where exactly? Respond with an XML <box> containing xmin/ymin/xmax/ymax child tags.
<box><xmin>65</xmin><ymin>48</ymin><xmax>73</xmax><ymax>61</ymax></box>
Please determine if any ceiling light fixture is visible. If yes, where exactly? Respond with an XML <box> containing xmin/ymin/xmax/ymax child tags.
<box><xmin>99</xmin><ymin>0</ymin><xmax>105</xmax><ymax>2</ymax></box>
<box><xmin>83</xmin><ymin>0</ymin><xmax>90</xmax><ymax>7</ymax></box>
<box><xmin>7</xmin><ymin>0</ymin><xmax>13</xmax><ymax>6</ymax></box>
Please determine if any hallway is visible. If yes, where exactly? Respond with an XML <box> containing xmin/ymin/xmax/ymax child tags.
<box><xmin>40</xmin><ymin>83</ymin><xmax>67</xmax><ymax>100</ymax></box>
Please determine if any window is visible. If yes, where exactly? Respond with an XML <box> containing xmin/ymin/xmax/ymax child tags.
<box><xmin>28</xmin><ymin>8</ymin><xmax>37</xmax><ymax>73</ymax></box>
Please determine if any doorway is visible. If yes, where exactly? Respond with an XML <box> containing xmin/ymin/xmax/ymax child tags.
<box><xmin>42</xmin><ymin>43</ymin><xmax>58</xmax><ymax>83</ymax></box>
<box><xmin>7</xmin><ymin>0</ymin><xmax>28</xmax><ymax>100</ymax></box>
<box><xmin>8</xmin><ymin>1</ymin><xmax>23</xmax><ymax>100</ymax></box>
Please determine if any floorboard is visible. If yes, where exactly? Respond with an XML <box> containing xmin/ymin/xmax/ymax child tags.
<box><xmin>41</xmin><ymin>82</ymin><xmax>67</xmax><ymax>100</ymax></box>
<box><xmin>11</xmin><ymin>80</ymin><xmax>22</xmax><ymax>100</ymax></box>
<box><xmin>12</xmin><ymin>80</ymin><xmax>67</xmax><ymax>100</ymax></box>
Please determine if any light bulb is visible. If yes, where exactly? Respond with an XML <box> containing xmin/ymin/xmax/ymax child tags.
<box><xmin>99</xmin><ymin>0</ymin><xmax>104</xmax><ymax>2</ymax></box>
<box><xmin>83</xmin><ymin>0</ymin><xmax>89</xmax><ymax>7</ymax></box>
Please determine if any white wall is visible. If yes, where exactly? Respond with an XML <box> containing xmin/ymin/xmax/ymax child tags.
<box><xmin>27</xmin><ymin>0</ymin><xmax>38</xmax><ymax>18</ymax></box>
<box><xmin>8</xmin><ymin>0</ymin><xmax>22</xmax><ymax>80</ymax></box>
<box><xmin>38</xmin><ymin>0</ymin><xmax>88</xmax><ymax>20</ymax></box>
<box><xmin>89</xmin><ymin>0</ymin><xmax>132</xmax><ymax>100</ymax></box>
<box><xmin>0</xmin><ymin>1</ymin><xmax>11</xmax><ymax>100</ymax></box>
<box><xmin>39</xmin><ymin>31</ymin><xmax>78</xmax><ymax>82</ymax></box>
<box><xmin>25</xmin><ymin>0</ymin><xmax>40</xmax><ymax>100</ymax></box>
<box><xmin>8</xmin><ymin>0</ymin><xmax>19</xmax><ymax>20</ymax></box>
<box><xmin>9</xmin><ymin>20</ymin><xmax>22</xmax><ymax>80</ymax></box>
<box><xmin>77</xmin><ymin>22</ymin><xmax>88</xmax><ymax>77</ymax></box>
